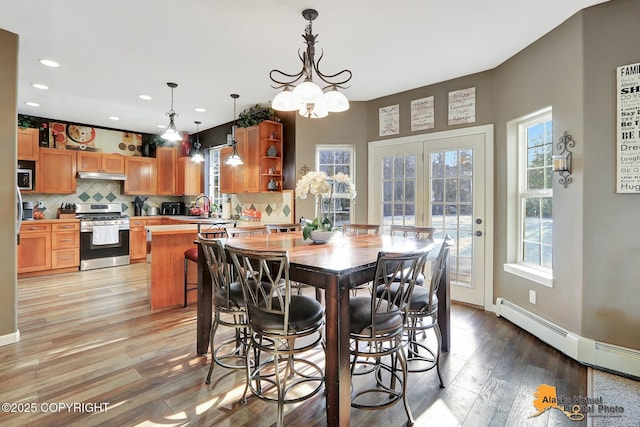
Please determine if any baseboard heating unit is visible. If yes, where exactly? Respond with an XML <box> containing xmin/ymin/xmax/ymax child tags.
<box><xmin>495</xmin><ymin>297</ymin><xmax>640</xmax><ymax>378</ymax></box>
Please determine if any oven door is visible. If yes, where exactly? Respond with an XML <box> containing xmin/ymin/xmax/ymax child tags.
<box><xmin>79</xmin><ymin>228</ymin><xmax>130</xmax><ymax>270</ymax></box>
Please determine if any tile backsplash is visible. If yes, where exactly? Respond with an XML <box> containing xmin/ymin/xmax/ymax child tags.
<box><xmin>22</xmin><ymin>180</ymin><xmax>294</xmax><ymax>223</ymax></box>
<box><xmin>22</xmin><ymin>179</ymin><xmax>180</xmax><ymax>219</ymax></box>
<box><xmin>230</xmin><ymin>190</ymin><xmax>294</xmax><ymax>224</ymax></box>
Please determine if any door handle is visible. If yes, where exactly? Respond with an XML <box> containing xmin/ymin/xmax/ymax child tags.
<box><xmin>474</xmin><ymin>230</ymin><xmax>483</xmax><ymax>237</ymax></box>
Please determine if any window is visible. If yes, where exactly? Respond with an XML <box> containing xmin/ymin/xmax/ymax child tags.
<box><xmin>504</xmin><ymin>107</ymin><xmax>553</xmax><ymax>286</ymax></box>
<box><xmin>382</xmin><ymin>154</ymin><xmax>417</xmax><ymax>232</ymax></box>
<box><xmin>316</xmin><ymin>145</ymin><xmax>355</xmax><ymax>227</ymax></box>
<box><xmin>205</xmin><ymin>147</ymin><xmax>224</xmax><ymax>211</ymax></box>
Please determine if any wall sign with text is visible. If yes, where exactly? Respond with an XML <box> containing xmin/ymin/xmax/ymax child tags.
<box><xmin>617</xmin><ymin>62</ymin><xmax>640</xmax><ymax>193</ymax></box>
<box><xmin>379</xmin><ymin>104</ymin><xmax>400</xmax><ymax>136</ymax></box>
<box><xmin>448</xmin><ymin>87</ymin><xmax>476</xmax><ymax>125</ymax></box>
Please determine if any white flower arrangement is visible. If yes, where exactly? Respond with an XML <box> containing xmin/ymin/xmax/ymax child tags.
<box><xmin>295</xmin><ymin>170</ymin><xmax>357</xmax><ymax>239</ymax></box>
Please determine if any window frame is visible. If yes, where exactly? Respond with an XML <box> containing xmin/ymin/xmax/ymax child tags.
<box><xmin>504</xmin><ymin>107</ymin><xmax>554</xmax><ymax>287</ymax></box>
<box><xmin>315</xmin><ymin>144</ymin><xmax>356</xmax><ymax>226</ymax></box>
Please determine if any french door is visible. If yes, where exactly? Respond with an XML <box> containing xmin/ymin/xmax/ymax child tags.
<box><xmin>368</xmin><ymin>125</ymin><xmax>493</xmax><ymax>308</ymax></box>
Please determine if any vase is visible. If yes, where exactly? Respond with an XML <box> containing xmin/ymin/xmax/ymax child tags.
<box><xmin>310</xmin><ymin>230</ymin><xmax>337</xmax><ymax>244</ymax></box>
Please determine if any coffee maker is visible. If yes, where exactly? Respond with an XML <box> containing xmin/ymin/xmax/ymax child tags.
<box><xmin>22</xmin><ymin>201</ymin><xmax>34</xmax><ymax>221</ymax></box>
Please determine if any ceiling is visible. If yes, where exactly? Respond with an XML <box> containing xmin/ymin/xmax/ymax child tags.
<box><xmin>1</xmin><ymin>0</ymin><xmax>609</xmax><ymax>135</ymax></box>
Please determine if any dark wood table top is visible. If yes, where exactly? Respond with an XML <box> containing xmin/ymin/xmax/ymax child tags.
<box><xmin>224</xmin><ymin>231</ymin><xmax>435</xmax><ymax>285</ymax></box>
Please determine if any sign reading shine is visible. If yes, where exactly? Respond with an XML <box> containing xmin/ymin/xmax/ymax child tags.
<box><xmin>616</xmin><ymin>62</ymin><xmax>640</xmax><ymax>193</ymax></box>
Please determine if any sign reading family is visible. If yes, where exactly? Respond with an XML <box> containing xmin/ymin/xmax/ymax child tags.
<box><xmin>616</xmin><ymin>61</ymin><xmax>640</xmax><ymax>193</ymax></box>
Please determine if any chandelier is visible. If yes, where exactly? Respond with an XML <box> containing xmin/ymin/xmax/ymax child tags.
<box><xmin>269</xmin><ymin>8</ymin><xmax>352</xmax><ymax>119</ymax></box>
<box><xmin>161</xmin><ymin>82</ymin><xmax>182</xmax><ymax>141</ymax></box>
<box><xmin>225</xmin><ymin>94</ymin><xmax>243</xmax><ymax>166</ymax></box>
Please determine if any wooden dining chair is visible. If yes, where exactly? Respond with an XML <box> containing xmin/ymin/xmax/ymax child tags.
<box><xmin>389</xmin><ymin>224</ymin><xmax>435</xmax><ymax>239</ymax></box>
<box><xmin>225</xmin><ymin>245</ymin><xmax>324</xmax><ymax>427</ymax></box>
<box><xmin>342</xmin><ymin>223</ymin><xmax>380</xmax><ymax>235</ymax></box>
<box><xmin>349</xmin><ymin>248</ymin><xmax>429</xmax><ymax>426</ymax></box>
<box><xmin>225</xmin><ymin>225</ymin><xmax>267</xmax><ymax>237</ymax></box>
<box><xmin>265</xmin><ymin>223</ymin><xmax>302</xmax><ymax>233</ymax></box>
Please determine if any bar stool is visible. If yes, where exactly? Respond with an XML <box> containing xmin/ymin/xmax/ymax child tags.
<box><xmin>349</xmin><ymin>248</ymin><xmax>429</xmax><ymax>426</ymax></box>
<box><xmin>183</xmin><ymin>223</ymin><xmax>228</xmax><ymax>307</ymax></box>
<box><xmin>226</xmin><ymin>245</ymin><xmax>324</xmax><ymax>427</ymax></box>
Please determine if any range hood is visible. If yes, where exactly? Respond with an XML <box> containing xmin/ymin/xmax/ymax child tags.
<box><xmin>77</xmin><ymin>171</ymin><xmax>127</xmax><ymax>181</ymax></box>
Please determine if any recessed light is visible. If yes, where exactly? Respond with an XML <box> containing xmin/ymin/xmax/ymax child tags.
<box><xmin>32</xmin><ymin>83</ymin><xmax>49</xmax><ymax>90</ymax></box>
<box><xmin>109</xmin><ymin>116</ymin><xmax>120</xmax><ymax>121</ymax></box>
<box><xmin>139</xmin><ymin>95</ymin><xmax>152</xmax><ymax>100</ymax></box>
<box><xmin>195</xmin><ymin>107</ymin><xmax>206</xmax><ymax>112</ymax></box>
<box><xmin>39</xmin><ymin>59</ymin><xmax>59</xmax><ymax>68</ymax></box>
<box><xmin>25</xmin><ymin>102</ymin><xmax>40</xmax><ymax>107</ymax></box>
<box><xmin>157</xmin><ymin>124</ymin><xmax>166</xmax><ymax>129</ymax></box>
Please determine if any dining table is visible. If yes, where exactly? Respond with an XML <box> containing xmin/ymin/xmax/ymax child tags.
<box><xmin>196</xmin><ymin>231</ymin><xmax>451</xmax><ymax>427</ymax></box>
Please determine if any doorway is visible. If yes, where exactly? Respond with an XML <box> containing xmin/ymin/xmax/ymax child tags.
<box><xmin>368</xmin><ymin>125</ymin><xmax>493</xmax><ymax>308</ymax></box>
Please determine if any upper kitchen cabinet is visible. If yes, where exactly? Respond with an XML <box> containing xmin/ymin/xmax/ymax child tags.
<box><xmin>219</xmin><ymin>121</ymin><xmax>281</xmax><ymax>194</ymax></box>
<box><xmin>77</xmin><ymin>152</ymin><xmax>125</xmax><ymax>174</ymax></box>
<box><xmin>17</xmin><ymin>127</ymin><xmax>39</xmax><ymax>161</ymax></box>
<box><xmin>124</xmin><ymin>156</ymin><xmax>157</xmax><ymax>195</ymax></box>
<box><xmin>259</xmin><ymin>121</ymin><xmax>283</xmax><ymax>192</ymax></box>
<box><xmin>176</xmin><ymin>157</ymin><xmax>203</xmax><ymax>195</ymax></box>
<box><xmin>37</xmin><ymin>148</ymin><xmax>77</xmax><ymax>194</ymax></box>
<box><xmin>156</xmin><ymin>147</ymin><xmax>177</xmax><ymax>195</ymax></box>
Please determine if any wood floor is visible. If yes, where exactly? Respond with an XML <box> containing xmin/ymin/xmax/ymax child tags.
<box><xmin>2</xmin><ymin>263</ymin><xmax>587</xmax><ymax>427</ymax></box>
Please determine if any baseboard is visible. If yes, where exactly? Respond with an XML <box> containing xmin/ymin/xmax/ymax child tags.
<box><xmin>494</xmin><ymin>298</ymin><xmax>640</xmax><ymax>378</ymax></box>
<box><xmin>0</xmin><ymin>329</ymin><xmax>20</xmax><ymax>347</ymax></box>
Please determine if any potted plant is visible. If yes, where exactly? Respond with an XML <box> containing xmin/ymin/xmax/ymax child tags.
<box><xmin>236</xmin><ymin>104</ymin><xmax>275</xmax><ymax>128</ymax></box>
<box><xmin>295</xmin><ymin>170</ymin><xmax>357</xmax><ymax>242</ymax></box>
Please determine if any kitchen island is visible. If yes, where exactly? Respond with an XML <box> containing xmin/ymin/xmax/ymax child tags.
<box><xmin>144</xmin><ymin>221</ymin><xmax>262</xmax><ymax>309</ymax></box>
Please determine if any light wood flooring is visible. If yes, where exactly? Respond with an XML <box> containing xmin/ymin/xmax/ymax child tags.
<box><xmin>2</xmin><ymin>263</ymin><xmax>587</xmax><ymax>426</ymax></box>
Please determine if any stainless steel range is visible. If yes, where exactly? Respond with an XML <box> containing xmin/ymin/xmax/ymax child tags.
<box><xmin>76</xmin><ymin>203</ymin><xmax>130</xmax><ymax>271</ymax></box>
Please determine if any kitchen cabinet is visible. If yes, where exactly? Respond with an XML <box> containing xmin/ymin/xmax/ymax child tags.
<box><xmin>124</xmin><ymin>156</ymin><xmax>157</xmax><ymax>195</ymax></box>
<box><xmin>77</xmin><ymin>152</ymin><xmax>125</xmax><ymax>173</ymax></box>
<box><xmin>18</xmin><ymin>127</ymin><xmax>39</xmax><ymax>161</ymax></box>
<box><xmin>130</xmin><ymin>217</ymin><xmax>162</xmax><ymax>262</ymax></box>
<box><xmin>176</xmin><ymin>156</ymin><xmax>203</xmax><ymax>195</ymax></box>
<box><xmin>37</xmin><ymin>148</ymin><xmax>77</xmax><ymax>194</ymax></box>
<box><xmin>18</xmin><ymin>223</ymin><xmax>52</xmax><ymax>274</ymax></box>
<box><xmin>156</xmin><ymin>147</ymin><xmax>177</xmax><ymax>195</ymax></box>
<box><xmin>18</xmin><ymin>220</ymin><xmax>80</xmax><ymax>277</ymax></box>
<box><xmin>51</xmin><ymin>222</ymin><xmax>79</xmax><ymax>269</ymax></box>
<box><xmin>258</xmin><ymin>121</ymin><xmax>283</xmax><ymax>192</ymax></box>
<box><xmin>220</xmin><ymin>121</ymin><xmax>280</xmax><ymax>194</ymax></box>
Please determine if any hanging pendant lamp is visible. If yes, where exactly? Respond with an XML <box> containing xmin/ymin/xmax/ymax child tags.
<box><xmin>161</xmin><ymin>82</ymin><xmax>182</xmax><ymax>142</ymax></box>
<box><xmin>225</xmin><ymin>94</ymin><xmax>244</xmax><ymax>166</ymax></box>
<box><xmin>191</xmin><ymin>121</ymin><xmax>204</xmax><ymax>163</ymax></box>
<box><xmin>269</xmin><ymin>9</ymin><xmax>352</xmax><ymax>118</ymax></box>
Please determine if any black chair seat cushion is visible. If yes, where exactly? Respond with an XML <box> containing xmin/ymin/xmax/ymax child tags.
<box><xmin>377</xmin><ymin>283</ymin><xmax>438</xmax><ymax>312</ymax></box>
<box><xmin>184</xmin><ymin>247</ymin><xmax>199</xmax><ymax>262</ymax></box>
<box><xmin>214</xmin><ymin>281</ymin><xmax>245</xmax><ymax>310</ymax></box>
<box><xmin>390</xmin><ymin>271</ymin><xmax>425</xmax><ymax>286</ymax></box>
<box><xmin>249</xmin><ymin>295</ymin><xmax>324</xmax><ymax>333</ymax></box>
<box><xmin>349</xmin><ymin>296</ymin><xmax>404</xmax><ymax>336</ymax></box>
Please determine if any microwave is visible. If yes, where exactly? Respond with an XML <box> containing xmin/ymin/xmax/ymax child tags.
<box><xmin>17</xmin><ymin>168</ymin><xmax>33</xmax><ymax>190</ymax></box>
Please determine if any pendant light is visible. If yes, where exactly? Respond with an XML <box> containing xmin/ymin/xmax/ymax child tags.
<box><xmin>161</xmin><ymin>82</ymin><xmax>182</xmax><ymax>142</ymax></box>
<box><xmin>270</xmin><ymin>9</ymin><xmax>352</xmax><ymax>119</ymax></box>
<box><xmin>191</xmin><ymin>121</ymin><xmax>204</xmax><ymax>163</ymax></box>
<box><xmin>225</xmin><ymin>93</ymin><xmax>244</xmax><ymax>166</ymax></box>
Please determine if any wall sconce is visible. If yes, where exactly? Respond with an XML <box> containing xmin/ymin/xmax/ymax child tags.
<box><xmin>552</xmin><ymin>131</ymin><xmax>575</xmax><ymax>188</ymax></box>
